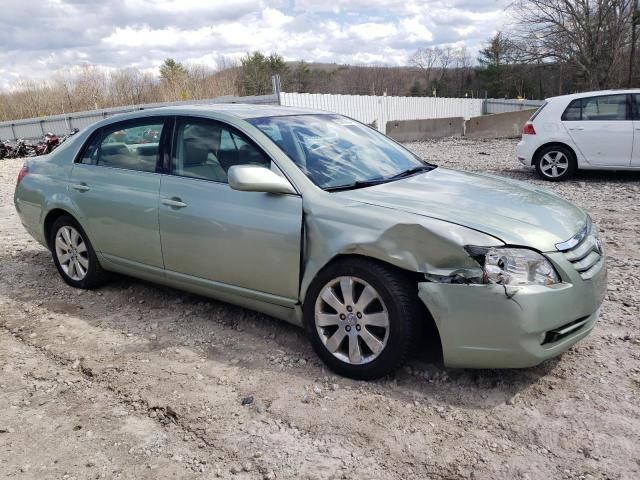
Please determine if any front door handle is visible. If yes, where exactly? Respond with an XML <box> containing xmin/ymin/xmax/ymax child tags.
<box><xmin>161</xmin><ymin>197</ymin><xmax>188</xmax><ymax>208</ymax></box>
<box><xmin>568</xmin><ymin>127</ymin><xmax>585</xmax><ymax>131</ymax></box>
<box><xmin>72</xmin><ymin>183</ymin><xmax>90</xmax><ymax>192</ymax></box>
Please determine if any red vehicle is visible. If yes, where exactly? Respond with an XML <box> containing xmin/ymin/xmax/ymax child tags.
<box><xmin>35</xmin><ymin>132</ymin><xmax>60</xmax><ymax>156</ymax></box>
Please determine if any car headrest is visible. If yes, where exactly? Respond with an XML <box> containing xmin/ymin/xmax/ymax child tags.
<box><xmin>135</xmin><ymin>144</ymin><xmax>159</xmax><ymax>157</ymax></box>
<box><xmin>101</xmin><ymin>143</ymin><xmax>130</xmax><ymax>158</ymax></box>
<box><xmin>183</xmin><ymin>138</ymin><xmax>209</xmax><ymax>166</ymax></box>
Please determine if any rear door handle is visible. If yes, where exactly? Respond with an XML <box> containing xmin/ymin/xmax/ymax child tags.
<box><xmin>72</xmin><ymin>183</ymin><xmax>90</xmax><ymax>192</ymax></box>
<box><xmin>161</xmin><ymin>197</ymin><xmax>188</xmax><ymax>208</ymax></box>
<box><xmin>568</xmin><ymin>127</ymin><xmax>585</xmax><ymax>131</ymax></box>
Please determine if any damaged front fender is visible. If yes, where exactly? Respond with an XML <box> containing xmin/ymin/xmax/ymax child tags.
<box><xmin>298</xmin><ymin>199</ymin><xmax>503</xmax><ymax>302</ymax></box>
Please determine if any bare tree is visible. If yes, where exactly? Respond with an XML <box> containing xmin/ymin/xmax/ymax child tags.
<box><xmin>629</xmin><ymin>0</ymin><xmax>639</xmax><ymax>86</ymax></box>
<box><xmin>452</xmin><ymin>47</ymin><xmax>473</xmax><ymax>96</ymax></box>
<box><xmin>511</xmin><ymin>0</ymin><xmax>635</xmax><ymax>89</ymax></box>
<box><xmin>410</xmin><ymin>47</ymin><xmax>440</xmax><ymax>89</ymax></box>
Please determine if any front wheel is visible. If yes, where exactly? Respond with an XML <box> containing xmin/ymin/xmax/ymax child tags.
<box><xmin>304</xmin><ymin>258</ymin><xmax>419</xmax><ymax>380</ymax></box>
<box><xmin>534</xmin><ymin>145</ymin><xmax>577</xmax><ymax>181</ymax></box>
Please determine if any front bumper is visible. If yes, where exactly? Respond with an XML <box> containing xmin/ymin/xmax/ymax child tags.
<box><xmin>418</xmin><ymin>251</ymin><xmax>607</xmax><ymax>369</ymax></box>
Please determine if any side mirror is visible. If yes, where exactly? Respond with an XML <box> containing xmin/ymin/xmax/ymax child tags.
<box><xmin>228</xmin><ymin>165</ymin><xmax>297</xmax><ymax>195</ymax></box>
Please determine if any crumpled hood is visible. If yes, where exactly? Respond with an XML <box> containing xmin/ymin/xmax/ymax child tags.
<box><xmin>337</xmin><ymin>168</ymin><xmax>587</xmax><ymax>252</ymax></box>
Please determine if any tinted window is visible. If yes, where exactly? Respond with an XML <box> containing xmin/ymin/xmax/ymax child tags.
<box><xmin>88</xmin><ymin>121</ymin><xmax>164</xmax><ymax>172</ymax></box>
<box><xmin>562</xmin><ymin>95</ymin><xmax>629</xmax><ymax>121</ymax></box>
<box><xmin>173</xmin><ymin>118</ymin><xmax>270</xmax><ymax>183</ymax></box>
<box><xmin>634</xmin><ymin>94</ymin><xmax>640</xmax><ymax>120</ymax></box>
<box><xmin>79</xmin><ymin>133</ymin><xmax>100</xmax><ymax>165</ymax></box>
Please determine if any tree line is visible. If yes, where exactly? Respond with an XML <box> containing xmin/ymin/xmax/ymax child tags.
<box><xmin>0</xmin><ymin>0</ymin><xmax>637</xmax><ymax>122</ymax></box>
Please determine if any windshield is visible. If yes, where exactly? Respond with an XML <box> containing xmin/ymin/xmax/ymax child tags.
<box><xmin>248</xmin><ymin>114</ymin><xmax>432</xmax><ymax>190</ymax></box>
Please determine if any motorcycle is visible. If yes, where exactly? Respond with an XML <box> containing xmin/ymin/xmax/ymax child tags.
<box><xmin>0</xmin><ymin>140</ymin><xmax>14</xmax><ymax>159</ymax></box>
<box><xmin>58</xmin><ymin>127</ymin><xmax>80</xmax><ymax>145</ymax></box>
<box><xmin>35</xmin><ymin>132</ymin><xmax>60</xmax><ymax>156</ymax></box>
<box><xmin>12</xmin><ymin>139</ymin><xmax>37</xmax><ymax>158</ymax></box>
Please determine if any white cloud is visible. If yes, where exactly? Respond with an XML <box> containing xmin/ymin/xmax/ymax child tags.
<box><xmin>0</xmin><ymin>0</ymin><xmax>512</xmax><ymax>91</ymax></box>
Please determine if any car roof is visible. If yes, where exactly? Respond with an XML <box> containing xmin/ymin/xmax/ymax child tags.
<box><xmin>103</xmin><ymin>103</ymin><xmax>328</xmax><ymax>123</ymax></box>
<box><xmin>546</xmin><ymin>89</ymin><xmax>640</xmax><ymax>102</ymax></box>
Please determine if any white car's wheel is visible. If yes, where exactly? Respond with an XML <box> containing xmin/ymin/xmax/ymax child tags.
<box><xmin>534</xmin><ymin>145</ymin><xmax>577</xmax><ymax>181</ymax></box>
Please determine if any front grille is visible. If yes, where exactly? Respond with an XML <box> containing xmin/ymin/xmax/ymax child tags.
<box><xmin>542</xmin><ymin>316</ymin><xmax>590</xmax><ymax>345</ymax></box>
<box><xmin>557</xmin><ymin>220</ymin><xmax>604</xmax><ymax>280</ymax></box>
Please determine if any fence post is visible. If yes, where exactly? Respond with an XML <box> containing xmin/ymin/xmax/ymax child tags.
<box><xmin>272</xmin><ymin>74</ymin><xmax>282</xmax><ymax>105</ymax></box>
<box><xmin>10</xmin><ymin>123</ymin><xmax>17</xmax><ymax>141</ymax></box>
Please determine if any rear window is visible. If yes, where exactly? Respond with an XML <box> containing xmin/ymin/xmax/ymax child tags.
<box><xmin>561</xmin><ymin>94</ymin><xmax>630</xmax><ymax>121</ymax></box>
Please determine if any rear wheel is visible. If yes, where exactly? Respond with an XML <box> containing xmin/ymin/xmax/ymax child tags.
<box><xmin>50</xmin><ymin>215</ymin><xmax>106</xmax><ymax>289</ymax></box>
<box><xmin>534</xmin><ymin>145</ymin><xmax>577</xmax><ymax>181</ymax></box>
<box><xmin>304</xmin><ymin>258</ymin><xmax>419</xmax><ymax>380</ymax></box>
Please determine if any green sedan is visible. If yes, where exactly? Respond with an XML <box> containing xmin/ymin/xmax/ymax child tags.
<box><xmin>13</xmin><ymin>105</ymin><xmax>607</xmax><ymax>379</ymax></box>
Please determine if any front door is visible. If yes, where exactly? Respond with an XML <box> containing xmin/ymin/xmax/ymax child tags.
<box><xmin>68</xmin><ymin>118</ymin><xmax>167</xmax><ymax>269</ymax></box>
<box><xmin>158</xmin><ymin>116</ymin><xmax>302</xmax><ymax>300</ymax></box>
<box><xmin>562</xmin><ymin>93</ymin><xmax>633</xmax><ymax>166</ymax></box>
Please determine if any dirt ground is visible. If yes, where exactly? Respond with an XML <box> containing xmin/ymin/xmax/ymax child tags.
<box><xmin>1</xmin><ymin>138</ymin><xmax>639</xmax><ymax>480</ymax></box>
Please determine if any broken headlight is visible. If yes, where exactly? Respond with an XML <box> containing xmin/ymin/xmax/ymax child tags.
<box><xmin>465</xmin><ymin>246</ymin><xmax>560</xmax><ymax>286</ymax></box>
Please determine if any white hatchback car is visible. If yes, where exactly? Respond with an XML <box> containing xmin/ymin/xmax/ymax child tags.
<box><xmin>517</xmin><ymin>90</ymin><xmax>640</xmax><ymax>181</ymax></box>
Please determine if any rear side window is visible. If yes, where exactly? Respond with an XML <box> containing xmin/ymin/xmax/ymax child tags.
<box><xmin>99</xmin><ymin>121</ymin><xmax>164</xmax><ymax>172</ymax></box>
<box><xmin>78</xmin><ymin>120</ymin><xmax>164</xmax><ymax>172</ymax></box>
<box><xmin>634</xmin><ymin>94</ymin><xmax>640</xmax><ymax>120</ymax></box>
<box><xmin>562</xmin><ymin>94</ymin><xmax>630</xmax><ymax>121</ymax></box>
<box><xmin>79</xmin><ymin>134</ymin><xmax>100</xmax><ymax>165</ymax></box>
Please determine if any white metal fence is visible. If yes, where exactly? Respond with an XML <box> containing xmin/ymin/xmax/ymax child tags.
<box><xmin>484</xmin><ymin>98</ymin><xmax>544</xmax><ymax>114</ymax></box>
<box><xmin>280</xmin><ymin>92</ymin><xmax>484</xmax><ymax>132</ymax></box>
<box><xmin>0</xmin><ymin>94</ymin><xmax>278</xmax><ymax>141</ymax></box>
<box><xmin>0</xmin><ymin>92</ymin><xmax>544</xmax><ymax>141</ymax></box>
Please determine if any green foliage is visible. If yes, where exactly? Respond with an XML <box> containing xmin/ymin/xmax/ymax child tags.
<box><xmin>288</xmin><ymin>61</ymin><xmax>311</xmax><ymax>92</ymax></box>
<box><xmin>239</xmin><ymin>52</ymin><xmax>289</xmax><ymax>96</ymax></box>
<box><xmin>408</xmin><ymin>81</ymin><xmax>424</xmax><ymax>97</ymax></box>
<box><xmin>477</xmin><ymin>32</ymin><xmax>508</xmax><ymax>97</ymax></box>
<box><xmin>159</xmin><ymin>58</ymin><xmax>187</xmax><ymax>84</ymax></box>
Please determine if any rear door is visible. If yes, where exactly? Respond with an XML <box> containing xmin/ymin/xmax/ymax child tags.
<box><xmin>158</xmin><ymin>116</ymin><xmax>303</xmax><ymax>300</ymax></box>
<box><xmin>633</xmin><ymin>94</ymin><xmax>640</xmax><ymax>167</ymax></box>
<box><xmin>562</xmin><ymin>94</ymin><xmax>633</xmax><ymax>166</ymax></box>
<box><xmin>68</xmin><ymin>118</ymin><xmax>167</xmax><ymax>270</ymax></box>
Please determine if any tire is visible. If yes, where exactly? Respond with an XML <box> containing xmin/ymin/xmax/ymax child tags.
<box><xmin>50</xmin><ymin>215</ymin><xmax>106</xmax><ymax>289</ymax></box>
<box><xmin>534</xmin><ymin>145</ymin><xmax>577</xmax><ymax>181</ymax></box>
<box><xmin>303</xmin><ymin>257</ymin><xmax>419</xmax><ymax>380</ymax></box>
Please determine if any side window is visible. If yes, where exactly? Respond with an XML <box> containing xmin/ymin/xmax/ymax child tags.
<box><xmin>561</xmin><ymin>99</ymin><xmax>582</xmax><ymax>121</ymax></box>
<box><xmin>96</xmin><ymin>121</ymin><xmax>164</xmax><ymax>172</ymax></box>
<box><xmin>635</xmin><ymin>94</ymin><xmax>640</xmax><ymax>120</ymax></box>
<box><xmin>79</xmin><ymin>132</ymin><xmax>100</xmax><ymax>165</ymax></box>
<box><xmin>562</xmin><ymin>95</ymin><xmax>629</xmax><ymax>121</ymax></box>
<box><xmin>173</xmin><ymin>119</ymin><xmax>271</xmax><ymax>183</ymax></box>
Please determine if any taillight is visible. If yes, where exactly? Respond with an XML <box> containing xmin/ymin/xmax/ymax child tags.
<box><xmin>522</xmin><ymin>122</ymin><xmax>536</xmax><ymax>135</ymax></box>
<box><xmin>17</xmin><ymin>165</ymin><xmax>28</xmax><ymax>184</ymax></box>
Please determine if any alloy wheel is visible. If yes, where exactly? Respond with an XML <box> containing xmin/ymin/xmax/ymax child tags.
<box><xmin>539</xmin><ymin>151</ymin><xmax>569</xmax><ymax>178</ymax></box>
<box><xmin>55</xmin><ymin>225</ymin><xmax>89</xmax><ymax>281</ymax></box>
<box><xmin>314</xmin><ymin>276</ymin><xmax>390</xmax><ymax>365</ymax></box>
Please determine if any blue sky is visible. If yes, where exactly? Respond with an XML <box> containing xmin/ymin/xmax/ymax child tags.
<box><xmin>0</xmin><ymin>0</ymin><xmax>512</xmax><ymax>90</ymax></box>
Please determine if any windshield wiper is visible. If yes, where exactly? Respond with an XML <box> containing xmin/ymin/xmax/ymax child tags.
<box><xmin>324</xmin><ymin>178</ymin><xmax>388</xmax><ymax>192</ymax></box>
<box><xmin>387</xmin><ymin>164</ymin><xmax>434</xmax><ymax>180</ymax></box>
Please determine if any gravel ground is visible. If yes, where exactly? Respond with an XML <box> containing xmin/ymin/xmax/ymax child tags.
<box><xmin>1</xmin><ymin>138</ymin><xmax>639</xmax><ymax>480</ymax></box>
